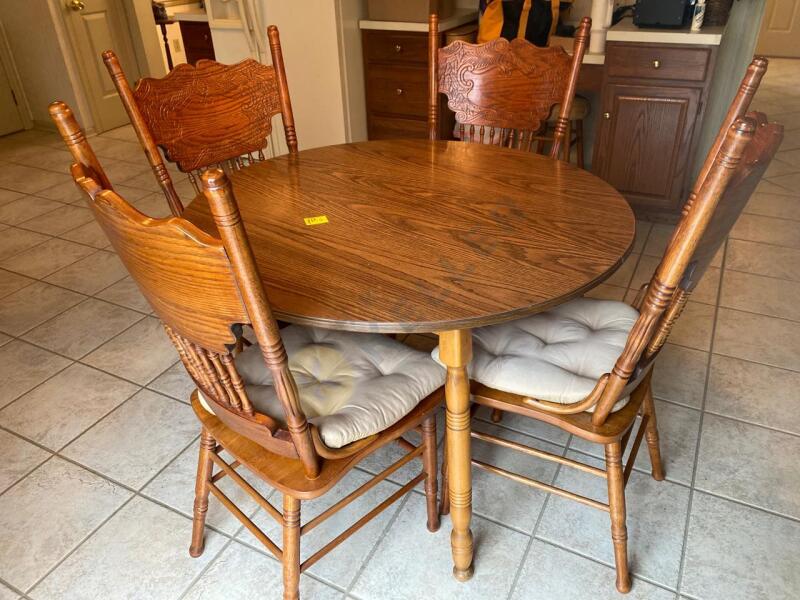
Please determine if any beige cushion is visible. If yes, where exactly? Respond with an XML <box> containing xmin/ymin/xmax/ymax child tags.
<box><xmin>547</xmin><ymin>95</ymin><xmax>591</xmax><ymax>123</ymax></box>
<box><xmin>433</xmin><ymin>298</ymin><xmax>638</xmax><ymax>411</ymax></box>
<box><xmin>199</xmin><ymin>325</ymin><xmax>445</xmax><ymax>449</ymax></box>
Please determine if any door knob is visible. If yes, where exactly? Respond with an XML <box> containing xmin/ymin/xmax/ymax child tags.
<box><xmin>603</xmin><ymin>112</ymin><xmax>611</xmax><ymax>120</ymax></box>
<box><xmin>652</xmin><ymin>59</ymin><xmax>661</xmax><ymax>69</ymax></box>
<box><xmin>396</xmin><ymin>88</ymin><xmax>404</xmax><ymax>96</ymax></box>
<box><xmin>67</xmin><ymin>0</ymin><xmax>85</xmax><ymax>11</ymax></box>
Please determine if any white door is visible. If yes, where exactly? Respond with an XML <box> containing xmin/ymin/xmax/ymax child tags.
<box><xmin>62</xmin><ymin>0</ymin><xmax>141</xmax><ymax>131</ymax></box>
<box><xmin>0</xmin><ymin>59</ymin><xmax>24</xmax><ymax>136</ymax></box>
<box><xmin>757</xmin><ymin>0</ymin><xmax>800</xmax><ymax>57</ymax></box>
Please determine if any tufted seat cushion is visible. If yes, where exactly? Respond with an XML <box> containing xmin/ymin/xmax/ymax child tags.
<box><xmin>433</xmin><ymin>298</ymin><xmax>639</xmax><ymax>411</ymax></box>
<box><xmin>199</xmin><ymin>326</ymin><xmax>445</xmax><ymax>449</ymax></box>
<box><xmin>547</xmin><ymin>95</ymin><xmax>591</xmax><ymax>123</ymax></box>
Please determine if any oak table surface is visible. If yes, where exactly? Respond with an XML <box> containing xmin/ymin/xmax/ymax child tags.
<box><xmin>184</xmin><ymin>138</ymin><xmax>634</xmax><ymax>582</ymax></box>
<box><xmin>184</xmin><ymin>139</ymin><xmax>635</xmax><ymax>333</ymax></box>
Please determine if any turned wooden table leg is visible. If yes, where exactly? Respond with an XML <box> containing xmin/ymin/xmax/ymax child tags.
<box><xmin>439</xmin><ymin>329</ymin><xmax>474</xmax><ymax>582</ymax></box>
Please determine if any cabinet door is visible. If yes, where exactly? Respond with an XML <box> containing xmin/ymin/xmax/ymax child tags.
<box><xmin>595</xmin><ymin>83</ymin><xmax>702</xmax><ymax>214</ymax></box>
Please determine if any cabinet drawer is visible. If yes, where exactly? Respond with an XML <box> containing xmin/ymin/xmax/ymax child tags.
<box><xmin>368</xmin><ymin>115</ymin><xmax>429</xmax><ymax>139</ymax></box>
<box><xmin>605</xmin><ymin>43</ymin><xmax>711</xmax><ymax>83</ymax></box>
<box><xmin>364</xmin><ymin>31</ymin><xmax>427</xmax><ymax>65</ymax></box>
<box><xmin>366</xmin><ymin>65</ymin><xmax>428</xmax><ymax>117</ymax></box>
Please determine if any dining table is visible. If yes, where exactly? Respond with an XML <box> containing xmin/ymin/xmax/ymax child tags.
<box><xmin>184</xmin><ymin>138</ymin><xmax>635</xmax><ymax>581</ymax></box>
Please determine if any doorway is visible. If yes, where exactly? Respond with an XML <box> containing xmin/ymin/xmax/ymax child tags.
<box><xmin>0</xmin><ymin>55</ymin><xmax>25</xmax><ymax>136</ymax></box>
<box><xmin>757</xmin><ymin>0</ymin><xmax>800</xmax><ymax>57</ymax></box>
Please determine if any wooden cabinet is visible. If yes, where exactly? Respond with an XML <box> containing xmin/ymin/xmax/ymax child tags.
<box><xmin>179</xmin><ymin>21</ymin><xmax>215</xmax><ymax>65</ymax></box>
<box><xmin>593</xmin><ymin>42</ymin><xmax>717</xmax><ymax>219</ymax></box>
<box><xmin>362</xmin><ymin>24</ymin><xmax>476</xmax><ymax>140</ymax></box>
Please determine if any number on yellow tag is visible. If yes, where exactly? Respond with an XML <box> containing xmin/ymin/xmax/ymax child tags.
<box><xmin>303</xmin><ymin>215</ymin><xmax>329</xmax><ymax>226</ymax></box>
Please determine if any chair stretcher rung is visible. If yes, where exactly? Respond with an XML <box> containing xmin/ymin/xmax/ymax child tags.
<box><xmin>471</xmin><ymin>430</ymin><xmax>607</xmax><ymax>479</ymax></box>
<box><xmin>471</xmin><ymin>459</ymin><xmax>609</xmax><ymax>512</ymax></box>
<box><xmin>624</xmin><ymin>414</ymin><xmax>649</xmax><ymax>485</ymax></box>
<box><xmin>210</xmin><ymin>452</ymin><xmax>282</xmax><ymax>524</ymax></box>
<box><xmin>209</xmin><ymin>482</ymin><xmax>283</xmax><ymax>559</ymax></box>
<box><xmin>301</xmin><ymin>444</ymin><xmax>424</xmax><ymax>536</ymax></box>
<box><xmin>301</xmin><ymin>473</ymin><xmax>425</xmax><ymax>573</ymax></box>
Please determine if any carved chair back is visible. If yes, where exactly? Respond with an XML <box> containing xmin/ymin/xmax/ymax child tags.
<box><xmin>50</xmin><ymin>100</ymin><xmax>321</xmax><ymax>479</ymax></box>
<box><xmin>590</xmin><ymin>113</ymin><xmax>782</xmax><ymax>425</ymax></box>
<box><xmin>428</xmin><ymin>14</ymin><xmax>590</xmax><ymax>158</ymax></box>
<box><xmin>103</xmin><ymin>25</ymin><xmax>297</xmax><ymax>217</ymax></box>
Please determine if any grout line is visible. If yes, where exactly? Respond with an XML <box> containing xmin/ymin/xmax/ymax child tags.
<box><xmin>673</xmin><ymin>238</ymin><xmax>728</xmax><ymax>596</ymax></box>
<box><xmin>723</xmin><ymin>263</ymin><xmax>800</xmax><ymax>284</ymax></box>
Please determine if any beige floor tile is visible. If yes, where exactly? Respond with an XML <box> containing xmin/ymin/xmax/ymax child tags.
<box><xmin>714</xmin><ymin>308</ymin><xmax>800</xmax><ymax>372</ymax></box>
<box><xmin>696</xmin><ymin>414</ymin><xmax>800</xmax><ymax>519</ymax></box>
<box><xmin>767</xmin><ymin>171</ymin><xmax>800</xmax><ymax>194</ymax></box>
<box><xmin>0</xmin><ymin>196</ymin><xmax>62</xmax><ymax>226</ymax></box>
<box><xmin>0</xmin><ymin>189</ymin><xmax>24</xmax><ymax>206</ymax></box>
<box><xmin>23</xmin><ymin>298</ymin><xmax>144</xmax><ymax>359</ymax></box>
<box><xmin>0</xmin><ymin>363</ymin><xmax>139</xmax><ymax>450</ymax></box>
<box><xmin>142</xmin><ymin>443</ymin><xmax>268</xmax><ymax>536</ymax></box>
<box><xmin>720</xmin><ymin>270</ymin><xmax>800</xmax><ymax>322</ymax></box>
<box><xmin>352</xmin><ymin>494</ymin><xmax>529</xmax><ymax>600</ymax></box>
<box><xmin>147</xmin><ymin>361</ymin><xmax>194</xmax><ymax>402</ymax></box>
<box><xmin>0</xmin><ymin>238</ymin><xmax>95</xmax><ymax>279</ymax></box>
<box><xmin>473</xmin><ymin>404</ymin><xmax>571</xmax><ymax>445</ymax></box>
<box><xmin>7</xmin><ymin>145</ymin><xmax>72</xmax><ymax>174</ymax></box>
<box><xmin>667</xmin><ymin>301</ymin><xmax>715</xmax><ymax>351</ymax></box>
<box><xmin>510</xmin><ymin>539</ymin><xmax>675</xmax><ymax>600</ymax></box>
<box><xmin>83</xmin><ymin>316</ymin><xmax>177</xmax><ymax>384</ymax></box>
<box><xmin>97</xmin><ymin>124</ymin><xmax>138</xmax><ymax>143</ymax></box>
<box><xmin>726</xmin><ymin>238</ymin><xmax>800</xmax><ymax>281</ymax></box>
<box><xmin>584</xmin><ymin>282</ymin><xmax>627</xmax><ymax>301</ymax></box>
<box><xmin>706</xmin><ymin>354</ymin><xmax>800</xmax><ymax>436</ymax></box>
<box><xmin>130</xmin><ymin>192</ymin><xmax>177</xmax><ymax>218</ymax></box>
<box><xmin>744</xmin><ymin>191</ymin><xmax>800</xmax><ymax>221</ymax></box>
<box><xmin>100</xmin><ymin>159</ymin><xmax>150</xmax><ymax>185</ymax></box>
<box><xmin>0</xmin><ymin>268</ymin><xmax>34</xmax><ymax>299</ymax></box>
<box><xmin>182</xmin><ymin>541</ymin><xmax>344</xmax><ymax>600</ymax></box>
<box><xmin>88</xmin><ymin>137</ymin><xmax>148</xmax><ymax>164</ymax></box>
<box><xmin>632</xmin><ymin>220</ymin><xmax>652</xmax><ymax>254</ymax></box>
<box><xmin>43</xmin><ymin>250</ymin><xmax>127</xmax><ymax>295</ymax></box>
<box><xmin>0</xmin><ymin>227</ymin><xmax>50</xmax><ymax>261</ymax></box>
<box><xmin>94</xmin><ymin>276</ymin><xmax>152</xmax><ymax>313</ymax></box>
<box><xmin>0</xmin><ymin>340</ymin><xmax>71</xmax><ymax>409</ymax></box>
<box><xmin>30</xmin><ymin>496</ymin><xmax>225</xmax><ymax>600</ymax></box>
<box><xmin>0</xmin><ymin>581</ymin><xmax>20</xmax><ymax>600</ymax></box>
<box><xmin>18</xmin><ymin>204</ymin><xmax>93</xmax><ymax>236</ymax></box>
<box><xmin>604</xmin><ymin>253</ymin><xmax>639</xmax><ymax>288</ymax></box>
<box><xmin>62</xmin><ymin>389</ymin><xmax>198</xmax><ymax>488</ymax></box>
<box><xmin>537</xmin><ymin>451</ymin><xmax>690</xmax><ymax>588</ymax></box>
<box><xmin>34</xmin><ymin>180</ymin><xmax>84</xmax><ymax>204</ymax></box>
<box><xmin>651</xmin><ymin>343</ymin><xmax>708</xmax><ymax>408</ymax></box>
<box><xmin>643</xmin><ymin>223</ymin><xmax>674</xmax><ymax>257</ymax></box>
<box><xmin>0</xmin><ymin>429</ymin><xmax>50</xmax><ymax>493</ymax></box>
<box><xmin>0</xmin><ymin>457</ymin><xmax>130</xmax><ymax>591</ymax></box>
<box><xmin>0</xmin><ymin>164</ymin><xmax>68</xmax><ymax>195</ymax></box>
<box><xmin>0</xmin><ymin>281</ymin><xmax>85</xmax><ymax>336</ymax></box>
<box><xmin>681</xmin><ymin>492</ymin><xmax>800</xmax><ymax>600</ymax></box>
<box><xmin>59</xmin><ymin>220</ymin><xmax>110</xmax><ymax>249</ymax></box>
<box><xmin>730</xmin><ymin>213</ymin><xmax>800</xmax><ymax>248</ymax></box>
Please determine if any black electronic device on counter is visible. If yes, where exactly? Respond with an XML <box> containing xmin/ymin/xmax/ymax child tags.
<box><xmin>633</xmin><ymin>0</ymin><xmax>692</xmax><ymax>28</ymax></box>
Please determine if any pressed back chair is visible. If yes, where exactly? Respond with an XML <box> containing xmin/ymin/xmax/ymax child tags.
<box><xmin>103</xmin><ymin>25</ymin><xmax>297</xmax><ymax>217</ymax></box>
<box><xmin>51</xmin><ymin>101</ymin><xmax>446</xmax><ymax>600</ymax></box>
<box><xmin>438</xmin><ymin>58</ymin><xmax>778</xmax><ymax>594</ymax></box>
<box><xmin>428</xmin><ymin>14</ymin><xmax>590</xmax><ymax>161</ymax></box>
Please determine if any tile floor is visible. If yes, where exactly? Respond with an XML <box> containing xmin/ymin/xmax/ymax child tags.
<box><xmin>0</xmin><ymin>59</ymin><xmax>799</xmax><ymax>600</ymax></box>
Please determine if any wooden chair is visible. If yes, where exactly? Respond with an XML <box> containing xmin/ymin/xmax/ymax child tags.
<box><xmin>428</xmin><ymin>14</ymin><xmax>590</xmax><ymax>161</ymax></box>
<box><xmin>50</xmin><ymin>101</ymin><xmax>446</xmax><ymax>600</ymax></box>
<box><xmin>437</xmin><ymin>57</ymin><xmax>778</xmax><ymax>593</ymax></box>
<box><xmin>103</xmin><ymin>25</ymin><xmax>298</xmax><ymax>217</ymax></box>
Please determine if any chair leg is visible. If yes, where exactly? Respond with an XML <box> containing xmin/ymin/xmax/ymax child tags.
<box><xmin>605</xmin><ymin>441</ymin><xmax>631</xmax><ymax>593</ymax></box>
<box><xmin>439</xmin><ymin>435</ymin><xmax>450</xmax><ymax>516</ymax></box>
<box><xmin>490</xmin><ymin>408</ymin><xmax>503</xmax><ymax>423</ymax></box>
<box><xmin>575</xmin><ymin>119</ymin><xmax>585</xmax><ymax>169</ymax></box>
<box><xmin>642</xmin><ymin>381</ymin><xmax>666</xmax><ymax>481</ymax></box>
<box><xmin>189</xmin><ymin>429</ymin><xmax>215</xmax><ymax>557</ymax></box>
<box><xmin>283</xmin><ymin>494</ymin><xmax>301</xmax><ymax>600</ymax></box>
<box><xmin>422</xmin><ymin>414</ymin><xmax>441</xmax><ymax>532</ymax></box>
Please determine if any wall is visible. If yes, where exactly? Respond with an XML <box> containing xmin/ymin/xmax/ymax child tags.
<box><xmin>124</xmin><ymin>0</ymin><xmax>169</xmax><ymax>77</ymax></box>
<box><xmin>691</xmin><ymin>0</ymin><xmax>767</xmax><ymax>180</ymax></box>
<box><xmin>1</xmin><ymin>0</ymin><xmax>92</xmax><ymax>129</ymax></box>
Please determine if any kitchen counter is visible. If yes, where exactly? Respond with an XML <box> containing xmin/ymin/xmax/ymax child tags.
<box><xmin>607</xmin><ymin>18</ymin><xmax>724</xmax><ymax>46</ymax></box>
<box><xmin>359</xmin><ymin>9</ymin><xmax>478</xmax><ymax>32</ymax></box>
<box><xmin>169</xmin><ymin>7</ymin><xmax>208</xmax><ymax>23</ymax></box>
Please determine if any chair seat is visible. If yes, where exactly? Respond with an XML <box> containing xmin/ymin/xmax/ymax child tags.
<box><xmin>434</xmin><ymin>298</ymin><xmax>639</xmax><ymax>410</ymax></box>
<box><xmin>199</xmin><ymin>325</ymin><xmax>446</xmax><ymax>449</ymax></box>
<box><xmin>547</xmin><ymin>95</ymin><xmax>591</xmax><ymax>123</ymax></box>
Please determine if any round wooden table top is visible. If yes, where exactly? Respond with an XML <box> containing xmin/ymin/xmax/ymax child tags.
<box><xmin>185</xmin><ymin>139</ymin><xmax>635</xmax><ymax>333</ymax></box>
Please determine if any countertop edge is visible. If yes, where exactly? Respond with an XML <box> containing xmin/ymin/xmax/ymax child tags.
<box><xmin>360</xmin><ymin>9</ymin><xmax>478</xmax><ymax>32</ymax></box>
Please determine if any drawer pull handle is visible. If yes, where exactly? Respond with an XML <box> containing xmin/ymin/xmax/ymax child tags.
<box><xmin>603</xmin><ymin>112</ymin><xmax>611</xmax><ymax>120</ymax></box>
<box><xmin>652</xmin><ymin>59</ymin><xmax>661</xmax><ymax>69</ymax></box>
<box><xmin>396</xmin><ymin>88</ymin><xmax>404</xmax><ymax>96</ymax></box>
<box><xmin>395</xmin><ymin>44</ymin><xmax>403</xmax><ymax>53</ymax></box>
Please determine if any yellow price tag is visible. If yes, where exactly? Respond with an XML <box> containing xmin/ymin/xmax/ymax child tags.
<box><xmin>303</xmin><ymin>215</ymin><xmax>329</xmax><ymax>226</ymax></box>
